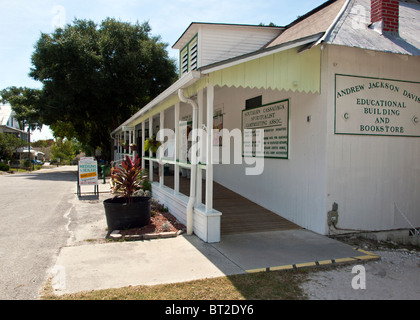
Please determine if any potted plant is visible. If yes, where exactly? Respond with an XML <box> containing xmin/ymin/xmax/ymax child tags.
<box><xmin>130</xmin><ymin>143</ymin><xmax>137</xmax><ymax>151</ymax></box>
<box><xmin>144</xmin><ymin>135</ymin><xmax>161</xmax><ymax>157</ymax></box>
<box><xmin>103</xmin><ymin>155</ymin><xmax>151</xmax><ymax>232</ymax></box>
<box><xmin>122</xmin><ymin>142</ymin><xmax>129</xmax><ymax>150</ymax></box>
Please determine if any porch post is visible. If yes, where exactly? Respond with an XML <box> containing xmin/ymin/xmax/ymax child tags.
<box><xmin>196</xmin><ymin>89</ymin><xmax>204</xmax><ymax>206</ymax></box>
<box><xmin>133</xmin><ymin>129</ymin><xmax>137</xmax><ymax>159</ymax></box>
<box><xmin>116</xmin><ymin>134</ymin><xmax>119</xmax><ymax>161</ymax></box>
<box><xmin>159</xmin><ymin>111</ymin><xmax>164</xmax><ymax>186</ymax></box>
<box><xmin>149</xmin><ymin>117</ymin><xmax>153</xmax><ymax>182</ymax></box>
<box><xmin>124</xmin><ymin>130</ymin><xmax>127</xmax><ymax>155</ymax></box>
<box><xmin>117</xmin><ymin>133</ymin><xmax>121</xmax><ymax>161</ymax></box>
<box><xmin>141</xmin><ymin>122</ymin><xmax>145</xmax><ymax>169</ymax></box>
<box><xmin>206</xmin><ymin>84</ymin><xmax>214</xmax><ymax>212</ymax></box>
<box><xmin>129</xmin><ymin>129</ymin><xmax>133</xmax><ymax>160</ymax></box>
<box><xmin>174</xmin><ymin>102</ymin><xmax>180</xmax><ymax>194</ymax></box>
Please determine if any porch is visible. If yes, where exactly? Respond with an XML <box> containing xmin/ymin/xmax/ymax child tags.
<box><xmin>153</xmin><ymin>169</ymin><xmax>301</xmax><ymax>236</ymax></box>
<box><xmin>111</xmin><ymin>81</ymin><xmax>302</xmax><ymax>243</ymax></box>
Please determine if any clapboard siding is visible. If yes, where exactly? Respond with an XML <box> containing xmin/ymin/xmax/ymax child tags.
<box><xmin>199</xmin><ymin>26</ymin><xmax>280</xmax><ymax>68</ymax></box>
<box><xmin>325</xmin><ymin>45</ymin><xmax>420</xmax><ymax>232</ymax></box>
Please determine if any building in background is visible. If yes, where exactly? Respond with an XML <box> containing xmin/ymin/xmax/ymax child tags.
<box><xmin>0</xmin><ymin>103</ymin><xmax>29</xmax><ymax>142</ymax></box>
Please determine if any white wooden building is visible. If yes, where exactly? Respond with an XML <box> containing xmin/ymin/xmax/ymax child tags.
<box><xmin>0</xmin><ymin>103</ymin><xmax>29</xmax><ymax>143</ymax></box>
<box><xmin>111</xmin><ymin>0</ymin><xmax>420</xmax><ymax>243</ymax></box>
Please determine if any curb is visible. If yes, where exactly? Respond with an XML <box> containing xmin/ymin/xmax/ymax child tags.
<box><xmin>107</xmin><ymin>229</ymin><xmax>185</xmax><ymax>241</ymax></box>
<box><xmin>246</xmin><ymin>247</ymin><xmax>381</xmax><ymax>273</ymax></box>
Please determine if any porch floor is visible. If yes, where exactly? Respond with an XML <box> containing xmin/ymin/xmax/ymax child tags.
<box><xmin>152</xmin><ymin>169</ymin><xmax>301</xmax><ymax>236</ymax></box>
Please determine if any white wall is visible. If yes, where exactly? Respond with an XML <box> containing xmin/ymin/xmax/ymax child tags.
<box><xmin>212</xmin><ymin>86</ymin><xmax>329</xmax><ymax>234</ymax></box>
<box><xmin>324</xmin><ymin>45</ymin><xmax>420</xmax><ymax>231</ymax></box>
<box><xmin>199</xmin><ymin>26</ymin><xmax>280</xmax><ymax>68</ymax></box>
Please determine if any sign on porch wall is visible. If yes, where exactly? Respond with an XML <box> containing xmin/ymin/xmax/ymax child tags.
<box><xmin>335</xmin><ymin>74</ymin><xmax>420</xmax><ymax>137</ymax></box>
<box><xmin>242</xmin><ymin>99</ymin><xmax>289</xmax><ymax>159</ymax></box>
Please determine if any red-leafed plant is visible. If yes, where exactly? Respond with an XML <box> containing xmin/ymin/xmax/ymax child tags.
<box><xmin>111</xmin><ymin>155</ymin><xmax>148</xmax><ymax>203</ymax></box>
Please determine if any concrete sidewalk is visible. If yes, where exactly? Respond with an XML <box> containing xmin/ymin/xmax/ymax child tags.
<box><xmin>52</xmin><ymin>234</ymin><xmax>244</xmax><ymax>294</ymax></box>
<box><xmin>51</xmin><ymin>230</ymin><xmax>378</xmax><ymax>295</ymax></box>
<box><xmin>49</xmin><ymin>179</ymin><xmax>379</xmax><ymax>296</ymax></box>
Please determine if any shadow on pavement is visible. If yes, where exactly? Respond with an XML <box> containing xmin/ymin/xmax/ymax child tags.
<box><xmin>3</xmin><ymin>169</ymin><xmax>77</xmax><ymax>182</ymax></box>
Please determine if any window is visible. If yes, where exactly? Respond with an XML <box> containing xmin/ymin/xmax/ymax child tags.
<box><xmin>245</xmin><ymin>95</ymin><xmax>262</xmax><ymax>109</ymax></box>
<box><xmin>179</xmin><ymin>35</ymin><xmax>198</xmax><ymax>77</ymax></box>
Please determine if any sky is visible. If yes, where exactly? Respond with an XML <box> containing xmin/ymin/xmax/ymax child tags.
<box><xmin>0</xmin><ymin>0</ymin><xmax>326</xmax><ymax>141</ymax></box>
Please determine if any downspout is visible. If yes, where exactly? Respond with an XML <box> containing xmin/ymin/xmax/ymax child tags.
<box><xmin>178</xmin><ymin>88</ymin><xmax>198</xmax><ymax>236</ymax></box>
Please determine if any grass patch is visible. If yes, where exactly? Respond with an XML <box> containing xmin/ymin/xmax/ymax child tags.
<box><xmin>42</xmin><ymin>269</ymin><xmax>309</xmax><ymax>300</ymax></box>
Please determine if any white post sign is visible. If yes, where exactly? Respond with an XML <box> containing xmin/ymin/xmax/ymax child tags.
<box><xmin>335</xmin><ymin>74</ymin><xmax>420</xmax><ymax>137</ymax></box>
<box><xmin>78</xmin><ymin>157</ymin><xmax>98</xmax><ymax>185</ymax></box>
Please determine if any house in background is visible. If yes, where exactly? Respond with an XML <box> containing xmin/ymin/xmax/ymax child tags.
<box><xmin>16</xmin><ymin>147</ymin><xmax>45</xmax><ymax>162</ymax></box>
<box><xmin>111</xmin><ymin>0</ymin><xmax>420</xmax><ymax>243</ymax></box>
<box><xmin>0</xmin><ymin>103</ymin><xmax>29</xmax><ymax>143</ymax></box>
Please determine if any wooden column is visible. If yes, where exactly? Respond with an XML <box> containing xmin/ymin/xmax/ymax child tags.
<box><xmin>206</xmin><ymin>84</ymin><xmax>214</xmax><ymax>212</ymax></box>
<box><xmin>159</xmin><ymin>111</ymin><xmax>164</xmax><ymax>186</ymax></box>
<box><xmin>141</xmin><ymin>123</ymin><xmax>145</xmax><ymax>169</ymax></box>
<box><xmin>196</xmin><ymin>89</ymin><xmax>204</xmax><ymax>206</ymax></box>
<box><xmin>174</xmin><ymin>102</ymin><xmax>180</xmax><ymax>194</ymax></box>
<box><xmin>149</xmin><ymin>117</ymin><xmax>153</xmax><ymax>182</ymax></box>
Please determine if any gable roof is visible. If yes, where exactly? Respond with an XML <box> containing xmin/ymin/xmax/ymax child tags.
<box><xmin>0</xmin><ymin>103</ymin><xmax>13</xmax><ymax>127</ymax></box>
<box><xmin>172</xmin><ymin>22</ymin><xmax>283</xmax><ymax>50</ymax></box>
<box><xmin>266</xmin><ymin>0</ymin><xmax>348</xmax><ymax>48</ymax></box>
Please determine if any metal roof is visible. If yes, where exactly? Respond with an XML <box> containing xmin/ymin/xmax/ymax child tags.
<box><xmin>323</xmin><ymin>0</ymin><xmax>420</xmax><ymax>55</ymax></box>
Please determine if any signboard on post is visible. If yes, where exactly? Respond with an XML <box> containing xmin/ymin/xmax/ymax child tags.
<box><xmin>77</xmin><ymin>157</ymin><xmax>98</xmax><ymax>197</ymax></box>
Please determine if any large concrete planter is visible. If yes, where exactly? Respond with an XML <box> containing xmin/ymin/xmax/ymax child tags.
<box><xmin>104</xmin><ymin>196</ymin><xmax>151</xmax><ymax>231</ymax></box>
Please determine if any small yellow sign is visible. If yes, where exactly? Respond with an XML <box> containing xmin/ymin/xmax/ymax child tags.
<box><xmin>80</xmin><ymin>172</ymin><xmax>97</xmax><ymax>179</ymax></box>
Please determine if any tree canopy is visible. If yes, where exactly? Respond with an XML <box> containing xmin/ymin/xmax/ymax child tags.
<box><xmin>17</xmin><ymin>18</ymin><xmax>177</xmax><ymax>159</ymax></box>
<box><xmin>0</xmin><ymin>133</ymin><xmax>26</xmax><ymax>161</ymax></box>
<box><xmin>0</xmin><ymin>87</ymin><xmax>44</xmax><ymax>131</ymax></box>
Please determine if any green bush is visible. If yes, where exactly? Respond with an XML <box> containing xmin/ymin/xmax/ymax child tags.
<box><xmin>0</xmin><ymin>163</ymin><xmax>10</xmax><ymax>171</ymax></box>
<box><xmin>23</xmin><ymin>160</ymin><xmax>31</xmax><ymax>168</ymax></box>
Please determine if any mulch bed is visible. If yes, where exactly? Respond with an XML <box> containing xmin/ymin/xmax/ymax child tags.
<box><xmin>109</xmin><ymin>202</ymin><xmax>186</xmax><ymax>241</ymax></box>
<box><xmin>118</xmin><ymin>210</ymin><xmax>186</xmax><ymax>237</ymax></box>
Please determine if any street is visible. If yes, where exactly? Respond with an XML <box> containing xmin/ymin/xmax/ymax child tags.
<box><xmin>0</xmin><ymin>166</ymin><xmax>76</xmax><ymax>299</ymax></box>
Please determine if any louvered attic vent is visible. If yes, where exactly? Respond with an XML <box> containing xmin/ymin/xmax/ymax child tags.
<box><xmin>180</xmin><ymin>35</ymin><xmax>198</xmax><ymax>77</ymax></box>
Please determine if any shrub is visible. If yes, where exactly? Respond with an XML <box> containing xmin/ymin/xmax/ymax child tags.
<box><xmin>111</xmin><ymin>155</ymin><xmax>148</xmax><ymax>203</ymax></box>
<box><xmin>0</xmin><ymin>163</ymin><xmax>9</xmax><ymax>171</ymax></box>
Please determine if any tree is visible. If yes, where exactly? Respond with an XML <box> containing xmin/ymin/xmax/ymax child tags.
<box><xmin>50</xmin><ymin>138</ymin><xmax>76</xmax><ymax>163</ymax></box>
<box><xmin>0</xmin><ymin>86</ymin><xmax>44</xmax><ymax>132</ymax></box>
<box><xmin>0</xmin><ymin>133</ymin><xmax>26</xmax><ymax>161</ymax></box>
<box><xmin>29</xmin><ymin>18</ymin><xmax>178</xmax><ymax>160</ymax></box>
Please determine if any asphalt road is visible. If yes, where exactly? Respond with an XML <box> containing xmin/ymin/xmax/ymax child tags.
<box><xmin>0</xmin><ymin>166</ymin><xmax>76</xmax><ymax>299</ymax></box>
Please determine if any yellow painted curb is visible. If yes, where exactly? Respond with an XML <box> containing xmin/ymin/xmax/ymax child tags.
<box><xmin>295</xmin><ymin>262</ymin><xmax>317</xmax><ymax>268</ymax></box>
<box><xmin>270</xmin><ymin>265</ymin><xmax>295</xmax><ymax>271</ymax></box>
<box><xmin>246</xmin><ymin>268</ymin><xmax>268</xmax><ymax>273</ymax></box>
<box><xmin>354</xmin><ymin>248</ymin><xmax>380</xmax><ymax>256</ymax></box>
<box><xmin>245</xmin><ymin>249</ymin><xmax>381</xmax><ymax>273</ymax></box>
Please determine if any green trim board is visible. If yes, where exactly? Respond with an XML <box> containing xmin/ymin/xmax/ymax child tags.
<box><xmin>334</xmin><ymin>74</ymin><xmax>420</xmax><ymax>137</ymax></box>
<box><xmin>241</xmin><ymin>99</ymin><xmax>289</xmax><ymax>159</ymax></box>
